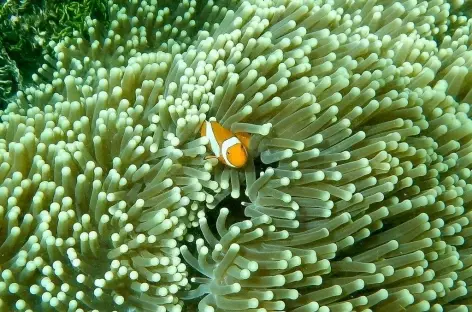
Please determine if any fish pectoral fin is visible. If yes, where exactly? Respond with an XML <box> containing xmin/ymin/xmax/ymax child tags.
<box><xmin>204</xmin><ymin>155</ymin><xmax>220</xmax><ymax>165</ymax></box>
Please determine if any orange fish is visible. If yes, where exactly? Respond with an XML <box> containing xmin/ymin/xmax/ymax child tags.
<box><xmin>200</xmin><ymin>121</ymin><xmax>250</xmax><ymax>168</ymax></box>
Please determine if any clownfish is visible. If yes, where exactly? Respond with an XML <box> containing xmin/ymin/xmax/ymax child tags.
<box><xmin>200</xmin><ymin>120</ymin><xmax>250</xmax><ymax>168</ymax></box>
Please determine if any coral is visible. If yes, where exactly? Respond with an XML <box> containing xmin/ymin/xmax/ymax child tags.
<box><xmin>0</xmin><ymin>0</ymin><xmax>108</xmax><ymax>107</ymax></box>
<box><xmin>0</xmin><ymin>44</ymin><xmax>21</xmax><ymax>107</ymax></box>
<box><xmin>1</xmin><ymin>0</ymin><xmax>472</xmax><ymax>311</ymax></box>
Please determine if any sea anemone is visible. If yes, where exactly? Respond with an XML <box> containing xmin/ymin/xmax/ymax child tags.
<box><xmin>1</xmin><ymin>0</ymin><xmax>472</xmax><ymax>311</ymax></box>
